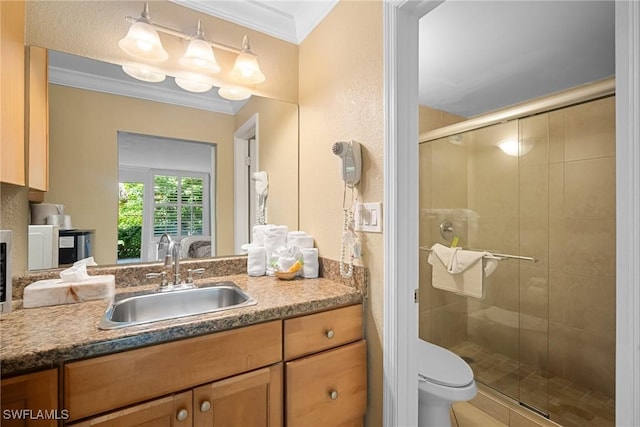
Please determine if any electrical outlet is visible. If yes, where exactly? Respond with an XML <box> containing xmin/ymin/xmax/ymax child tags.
<box><xmin>354</xmin><ymin>202</ymin><xmax>382</xmax><ymax>233</ymax></box>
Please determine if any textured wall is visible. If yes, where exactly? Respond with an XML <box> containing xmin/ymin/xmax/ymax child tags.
<box><xmin>299</xmin><ymin>1</ymin><xmax>383</xmax><ymax>425</ymax></box>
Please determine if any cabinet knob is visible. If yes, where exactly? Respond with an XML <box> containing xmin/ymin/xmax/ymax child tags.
<box><xmin>329</xmin><ymin>390</ymin><xmax>339</xmax><ymax>400</ymax></box>
<box><xmin>176</xmin><ymin>409</ymin><xmax>189</xmax><ymax>421</ymax></box>
<box><xmin>200</xmin><ymin>400</ymin><xmax>212</xmax><ymax>412</ymax></box>
<box><xmin>325</xmin><ymin>329</ymin><xmax>335</xmax><ymax>339</ymax></box>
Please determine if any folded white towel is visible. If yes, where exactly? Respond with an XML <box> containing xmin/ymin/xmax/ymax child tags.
<box><xmin>429</xmin><ymin>243</ymin><xmax>498</xmax><ymax>276</ymax></box>
<box><xmin>247</xmin><ymin>246</ymin><xmax>266</xmax><ymax>276</ymax></box>
<box><xmin>263</xmin><ymin>225</ymin><xmax>288</xmax><ymax>265</ymax></box>
<box><xmin>302</xmin><ymin>248</ymin><xmax>319</xmax><ymax>278</ymax></box>
<box><xmin>428</xmin><ymin>243</ymin><xmax>499</xmax><ymax>299</ymax></box>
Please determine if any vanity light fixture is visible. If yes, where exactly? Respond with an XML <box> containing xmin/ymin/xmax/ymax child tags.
<box><xmin>118</xmin><ymin>3</ymin><xmax>168</xmax><ymax>62</ymax></box>
<box><xmin>180</xmin><ymin>21</ymin><xmax>221</xmax><ymax>74</ymax></box>
<box><xmin>122</xmin><ymin>65</ymin><xmax>166</xmax><ymax>83</ymax></box>
<box><xmin>229</xmin><ymin>36</ymin><xmax>266</xmax><ymax>85</ymax></box>
<box><xmin>218</xmin><ymin>86</ymin><xmax>251</xmax><ymax>101</ymax></box>
<box><xmin>175</xmin><ymin>75</ymin><xmax>214</xmax><ymax>93</ymax></box>
<box><xmin>119</xmin><ymin>3</ymin><xmax>266</xmax><ymax>100</ymax></box>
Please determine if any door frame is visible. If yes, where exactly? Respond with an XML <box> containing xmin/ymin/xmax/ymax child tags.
<box><xmin>382</xmin><ymin>1</ymin><xmax>640</xmax><ymax>426</ymax></box>
<box><xmin>234</xmin><ymin>114</ymin><xmax>260</xmax><ymax>253</ymax></box>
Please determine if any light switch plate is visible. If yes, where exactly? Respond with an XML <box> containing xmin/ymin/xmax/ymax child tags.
<box><xmin>355</xmin><ymin>202</ymin><xmax>382</xmax><ymax>233</ymax></box>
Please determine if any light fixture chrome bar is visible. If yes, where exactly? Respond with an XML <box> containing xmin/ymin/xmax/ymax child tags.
<box><xmin>419</xmin><ymin>246</ymin><xmax>536</xmax><ymax>263</ymax></box>
<box><xmin>124</xmin><ymin>15</ymin><xmax>243</xmax><ymax>54</ymax></box>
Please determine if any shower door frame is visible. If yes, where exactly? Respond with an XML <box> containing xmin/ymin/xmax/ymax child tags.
<box><xmin>382</xmin><ymin>2</ymin><xmax>640</xmax><ymax>427</ymax></box>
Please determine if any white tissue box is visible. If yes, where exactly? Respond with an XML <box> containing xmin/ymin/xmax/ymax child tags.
<box><xmin>23</xmin><ymin>275</ymin><xmax>115</xmax><ymax>308</ymax></box>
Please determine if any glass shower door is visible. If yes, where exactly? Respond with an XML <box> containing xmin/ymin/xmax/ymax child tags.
<box><xmin>418</xmin><ymin>118</ymin><xmax>550</xmax><ymax>416</ymax></box>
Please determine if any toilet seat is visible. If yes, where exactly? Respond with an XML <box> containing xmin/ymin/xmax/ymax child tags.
<box><xmin>417</xmin><ymin>339</ymin><xmax>474</xmax><ymax>387</ymax></box>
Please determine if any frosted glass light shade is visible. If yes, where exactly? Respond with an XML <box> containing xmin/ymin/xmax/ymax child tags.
<box><xmin>498</xmin><ymin>138</ymin><xmax>534</xmax><ymax>157</ymax></box>
<box><xmin>218</xmin><ymin>86</ymin><xmax>251</xmax><ymax>101</ymax></box>
<box><xmin>122</xmin><ymin>65</ymin><xmax>166</xmax><ymax>83</ymax></box>
<box><xmin>119</xmin><ymin>20</ymin><xmax>168</xmax><ymax>62</ymax></box>
<box><xmin>229</xmin><ymin>36</ymin><xmax>265</xmax><ymax>84</ymax></box>
<box><xmin>175</xmin><ymin>76</ymin><xmax>213</xmax><ymax>93</ymax></box>
<box><xmin>230</xmin><ymin>52</ymin><xmax>265</xmax><ymax>84</ymax></box>
<box><xmin>180</xmin><ymin>38</ymin><xmax>221</xmax><ymax>73</ymax></box>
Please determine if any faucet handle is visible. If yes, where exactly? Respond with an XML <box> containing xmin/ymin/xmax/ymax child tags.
<box><xmin>186</xmin><ymin>268</ymin><xmax>205</xmax><ymax>284</ymax></box>
<box><xmin>146</xmin><ymin>271</ymin><xmax>169</xmax><ymax>289</ymax></box>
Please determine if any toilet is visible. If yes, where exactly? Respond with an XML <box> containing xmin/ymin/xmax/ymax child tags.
<box><xmin>417</xmin><ymin>339</ymin><xmax>477</xmax><ymax>426</ymax></box>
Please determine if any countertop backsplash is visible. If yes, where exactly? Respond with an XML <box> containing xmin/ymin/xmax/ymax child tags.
<box><xmin>12</xmin><ymin>256</ymin><xmax>367</xmax><ymax>300</ymax></box>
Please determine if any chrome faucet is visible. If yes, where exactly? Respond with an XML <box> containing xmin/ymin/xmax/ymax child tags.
<box><xmin>158</xmin><ymin>233</ymin><xmax>172</xmax><ymax>261</ymax></box>
<box><xmin>167</xmin><ymin>241</ymin><xmax>183</xmax><ymax>287</ymax></box>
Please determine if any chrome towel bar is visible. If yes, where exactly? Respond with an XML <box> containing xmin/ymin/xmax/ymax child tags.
<box><xmin>419</xmin><ymin>246</ymin><xmax>536</xmax><ymax>263</ymax></box>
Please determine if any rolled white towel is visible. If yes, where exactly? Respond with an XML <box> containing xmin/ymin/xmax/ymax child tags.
<box><xmin>263</xmin><ymin>225</ymin><xmax>288</xmax><ymax>264</ymax></box>
<box><xmin>301</xmin><ymin>248</ymin><xmax>319</xmax><ymax>278</ymax></box>
<box><xmin>247</xmin><ymin>246</ymin><xmax>266</xmax><ymax>276</ymax></box>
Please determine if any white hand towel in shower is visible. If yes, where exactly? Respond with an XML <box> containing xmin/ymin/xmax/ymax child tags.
<box><xmin>428</xmin><ymin>243</ymin><xmax>498</xmax><ymax>299</ymax></box>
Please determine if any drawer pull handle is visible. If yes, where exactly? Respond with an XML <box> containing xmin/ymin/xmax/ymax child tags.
<box><xmin>176</xmin><ymin>409</ymin><xmax>189</xmax><ymax>421</ymax></box>
<box><xmin>200</xmin><ymin>400</ymin><xmax>212</xmax><ymax>412</ymax></box>
<box><xmin>329</xmin><ymin>390</ymin><xmax>339</xmax><ymax>400</ymax></box>
<box><xmin>326</xmin><ymin>329</ymin><xmax>335</xmax><ymax>339</ymax></box>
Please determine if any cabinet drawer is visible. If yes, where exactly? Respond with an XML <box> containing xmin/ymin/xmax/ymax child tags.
<box><xmin>286</xmin><ymin>341</ymin><xmax>366</xmax><ymax>427</ymax></box>
<box><xmin>284</xmin><ymin>305</ymin><xmax>362</xmax><ymax>360</ymax></box>
<box><xmin>65</xmin><ymin>321</ymin><xmax>282</xmax><ymax>422</ymax></box>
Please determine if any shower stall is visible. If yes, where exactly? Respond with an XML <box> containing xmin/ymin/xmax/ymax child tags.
<box><xmin>418</xmin><ymin>80</ymin><xmax>616</xmax><ymax>427</ymax></box>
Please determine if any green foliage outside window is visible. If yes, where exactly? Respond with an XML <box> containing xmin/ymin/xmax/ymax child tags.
<box><xmin>118</xmin><ymin>182</ymin><xmax>144</xmax><ymax>260</ymax></box>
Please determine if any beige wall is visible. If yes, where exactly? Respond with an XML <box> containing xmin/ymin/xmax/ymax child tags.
<box><xmin>234</xmin><ymin>97</ymin><xmax>299</xmax><ymax>228</ymax></box>
<box><xmin>46</xmin><ymin>84</ymin><xmax>236</xmax><ymax>265</ymax></box>
<box><xmin>299</xmin><ymin>1</ymin><xmax>383</xmax><ymax>425</ymax></box>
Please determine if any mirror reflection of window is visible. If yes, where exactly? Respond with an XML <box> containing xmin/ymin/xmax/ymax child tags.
<box><xmin>117</xmin><ymin>182</ymin><xmax>144</xmax><ymax>264</ymax></box>
<box><xmin>118</xmin><ymin>132</ymin><xmax>215</xmax><ymax>263</ymax></box>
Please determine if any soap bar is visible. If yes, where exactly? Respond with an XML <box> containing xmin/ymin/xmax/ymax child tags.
<box><xmin>23</xmin><ymin>275</ymin><xmax>115</xmax><ymax>308</ymax></box>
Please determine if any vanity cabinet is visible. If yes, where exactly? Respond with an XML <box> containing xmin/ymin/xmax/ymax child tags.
<box><xmin>70</xmin><ymin>364</ymin><xmax>282</xmax><ymax>427</ymax></box>
<box><xmin>0</xmin><ymin>368</ymin><xmax>58</xmax><ymax>427</ymax></box>
<box><xmin>0</xmin><ymin>0</ymin><xmax>25</xmax><ymax>185</ymax></box>
<box><xmin>12</xmin><ymin>304</ymin><xmax>365</xmax><ymax>426</ymax></box>
<box><xmin>64</xmin><ymin>321</ymin><xmax>282</xmax><ymax>424</ymax></box>
<box><xmin>284</xmin><ymin>305</ymin><xmax>367</xmax><ymax>427</ymax></box>
<box><xmin>70</xmin><ymin>391</ymin><xmax>193</xmax><ymax>427</ymax></box>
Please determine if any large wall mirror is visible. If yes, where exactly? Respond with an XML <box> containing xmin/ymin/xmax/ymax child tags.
<box><xmin>24</xmin><ymin>52</ymin><xmax>298</xmax><ymax>271</ymax></box>
<box><xmin>14</xmin><ymin>1</ymin><xmax>299</xmax><ymax>273</ymax></box>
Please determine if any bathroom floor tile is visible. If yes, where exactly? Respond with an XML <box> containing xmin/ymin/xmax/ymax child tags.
<box><xmin>450</xmin><ymin>341</ymin><xmax>615</xmax><ymax>427</ymax></box>
<box><xmin>452</xmin><ymin>401</ymin><xmax>508</xmax><ymax>427</ymax></box>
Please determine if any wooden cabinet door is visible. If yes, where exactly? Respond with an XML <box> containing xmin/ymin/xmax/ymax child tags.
<box><xmin>0</xmin><ymin>0</ymin><xmax>25</xmax><ymax>185</ymax></box>
<box><xmin>69</xmin><ymin>391</ymin><xmax>192</xmax><ymax>427</ymax></box>
<box><xmin>65</xmin><ymin>321</ymin><xmax>282</xmax><ymax>422</ymax></box>
<box><xmin>0</xmin><ymin>369</ymin><xmax>58</xmax><ymax>427</ymax></box>
<box><xmin>27</xmin><ymin>45</ymin><xmax>48</xmax><ymax>192</ymax></box>
<box><xmin>193</xmin><ymin>364</ymin><xmax>282</xmax><ymax>427</ymax></box>
<box><xmin>286</xmin><ymin>341</ymin><xmax>366</xmax><ymax>427</ymax></box>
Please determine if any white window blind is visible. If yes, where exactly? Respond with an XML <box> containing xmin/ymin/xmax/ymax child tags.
<box><xmin>153</xmin><ymin>174</ymin><xmax>206</xmax><ymax>237</ymax></box>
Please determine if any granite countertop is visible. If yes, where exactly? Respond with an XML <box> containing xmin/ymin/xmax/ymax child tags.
<box><xmin>0</xmin><ymin>273</ymin><xmax>363</xmax><ymax>376</ymax></box>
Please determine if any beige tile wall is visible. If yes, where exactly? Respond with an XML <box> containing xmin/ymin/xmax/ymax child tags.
<box><xmin>547</xmin><ymin>96</ymin><xmax>616</xmax><ymax>397</ymax></box>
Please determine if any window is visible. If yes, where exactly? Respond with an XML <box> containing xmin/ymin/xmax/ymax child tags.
<box><xmin>153</xmin><ymin>173</ymin><xmax>208</xmax><ymax>237</ymax></box>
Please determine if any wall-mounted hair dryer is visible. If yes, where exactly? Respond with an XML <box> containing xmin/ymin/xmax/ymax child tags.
<box><xmin>332</xmin><ymin>140</ymin><xmax>362</xmax><ymax>188</ymax></box>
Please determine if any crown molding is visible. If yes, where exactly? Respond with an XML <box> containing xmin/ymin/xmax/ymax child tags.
<box><xmin>171</xmin><ymin>0</ymin><xmax>338</xmax><ymax>44</ymax></box>
<box><xmin>49</xmin><ymin>65</ymin><xmax>239</xmax><ymax>115</ymax></box>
